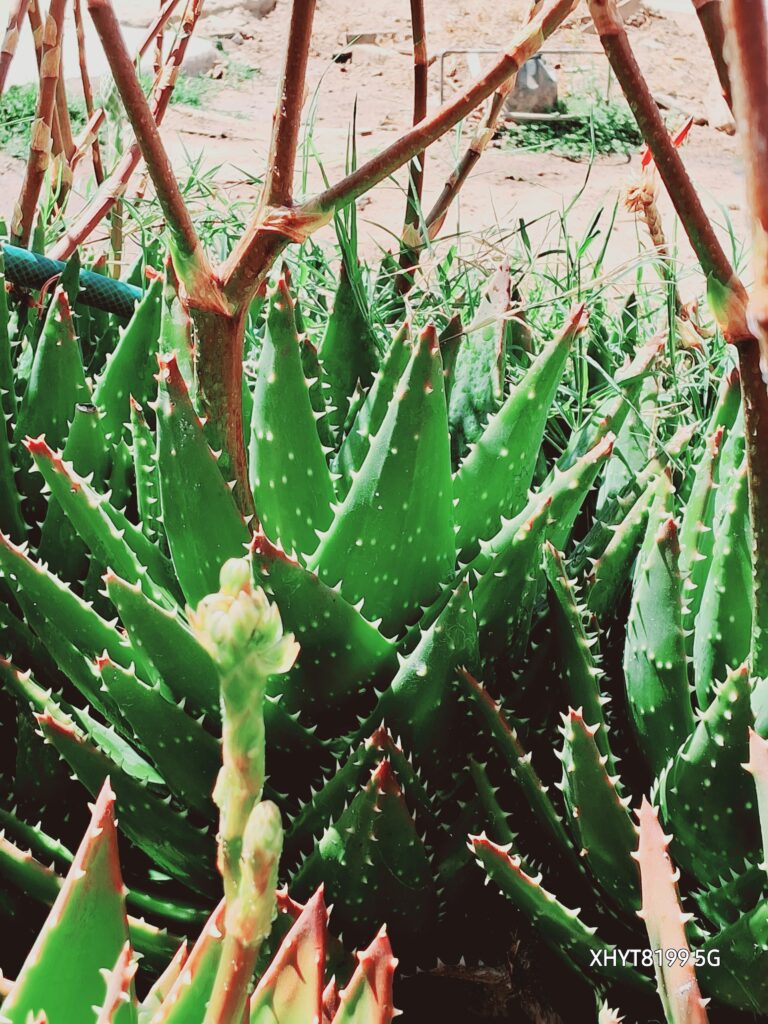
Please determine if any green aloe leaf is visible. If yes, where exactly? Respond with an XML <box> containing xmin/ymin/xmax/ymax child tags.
<box><xmin>658</xmin><ymin>663</ymin><xmax>759</xmax><ymax>884</ymax></box>
<box><xmin>250</xmin><ymin>889</ymin><xmax>326</xmax><ymax>1024</ymax></box>
<box><xmin>97</xmin><ymin>656</ymin><xmax>219</xmax><ymax>817</ymax></box>
<box><xmin>156</xmin><ymin>353</ymin><xmax>249</xmax><ymax>606</ymax></box>
<box><xmin>454</xmin><ymin>304</ymin><xmax>583</xmax><ymax>557</ymax></box>
<box><xmin>253</xmin><ymin>534</ymin><xmax>397</xmax><ymax>724</ymax></box>
<box><xmin>559</xmin><ymin>709</ymin><xmax>638</xmax><ymax>914</ymax></box>
<box><xmin>334</xmin><ymin>320</ymin><xmax>411</xmax><ymax>496</ymax></box>
<box><xmin>93</xmin><ymin>274</ymin><xmax>162</xmax><ymax>446</ymax></box>
<box><xmin>624</xmin><ymin>491</ymin><xmax>693</xmax><ymax>775</ymax></box>
<box><xmin>320</xmin><ymin>260</ymin><xmax>379</xmax><ymax>435</ymax></box>
<box><xmin>310</xmin><ymin>326</ymin><xmax>454</xmax><ymax>636</ymax></box>
<box><xmin>0</xmin><ymin>782</ymin><xmax>131</xmax><ymax>1024</ymax></box>
<box><xmin>249</xmin><ymin>277</ymin><xmax>334</xmax><ymax>559</ymax></box>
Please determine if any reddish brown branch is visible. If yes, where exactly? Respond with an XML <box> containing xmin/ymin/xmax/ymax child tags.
<box><xmin>261</xmin><ymin>0</ymin><xmax>317</xmax><ymax>209</ymax></box>
<box><xmin>588</xmin><ymin>0</ymin><xmax>748</xmax><ymax>332</ymax></box>
<box><xmin>396</xmin><ymin>0</ymin><xmax>428</xmax><ymax>287</ymax></box>
<box><xmin>724</xmin><ymin>0</ymin><xmax>768</xmax><ymax>345</ymax></box>
<box><xmin>723</xmin><ymin>0</ymin><xmax>768</xmax><ymax>673</ymax></box>
<box><xmin>73</xmin><ymin>0</ymin><xmax>104</xmax><ymax>183</ymax></box>
<box><xmin>68</xmin><ymin>0</ymin><xmax>184</xmax><ymax>173</ymax></box>
<box><xmin>0</xmin><ymin>0</ymin><xmax>29</xmax><ymax>97</ymax></box>
<box><xmin>222</xmin><ymin>0</ymin><xmax>576</xmax><ymax>303</ymax></box>
<box><xmin>11</xmin><ymin>0</ymin><xmax>66</xmax><ymax>247</ymax></box>
<box><xmin>692</xmin><ymin>0</ymin><xmax>732</xmax><ymax>109</ymax></box>
<box><xmin>424</xmin><ymin>1</ymin><xmax>544</xmax><ymax>244</ymax></box>
<box><xmin>86</xmin><ymin>0</ymin><xmax>215</xmax><ymax>302</ymax></box>
<box><xmin>589</xmin><ymin>0</ymin><xmax>768</xmax><ymax>681</ymax></box>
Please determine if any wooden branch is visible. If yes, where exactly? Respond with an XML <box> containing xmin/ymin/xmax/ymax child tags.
<box><xmin>78</xmin><ymin>0</ymin><xmax>222</xmax><ymax>307</ymax></box>
<box><xmin>73</xmin><ymin>0</ymin><xmax>104</xmax><ymax>183</ymax></box>
<box><xmin>588</xmin><ymin>0</ymin><xmax>768</xmax><ymax>684</ymax></box>
<box><xmin>11</xmin><ymin>0</ymin><xmax>66</xmax><ymax>247</ymax></box>
<box><xmin>69</xmin><ymin>0</ymin><xmax>183</xmax><ymax>172</ymax></box>
<box><xmin>588</xmin><ymin>0</ymin><xmax>748</xmax><ymax>335</ymax></box>
<box><xmin>724</xmin><ymin>0</ymin><xmax>768</xmax><ymax>347</ymax></box>
<box><xmin>396</xmin><ymin>0</ymin><xmax>428</xmax><ymax>286</ymax></box>
<box><xmin>26</xmin><ymin>0</ymin><xmax>69</xmax><ymax>183</ymax></box>
<box><xmin>222</xmin><ymin>0</ymin><xmax>577</xmax><ymax>304</ymax></box>
<box><xmin>723</xmin><ymin>0</ymin><xmax>768</xmax><ymax>674</ymax></box>
<box><xmin>261</xmin><ymin>0</ymin><xmax>317</xmax><ymax>209</ymax></box>
<box><xmin>0</xmin><ymin>0</ymin><xmax>29</xmax><ymax>97</ymax></box>
<box><xmin>692</xmin><ymin>0</ymin><xmax>732</xmax><ymax>109</ymax></box>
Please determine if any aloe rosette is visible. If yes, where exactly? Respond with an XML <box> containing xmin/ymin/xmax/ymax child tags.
<box><xmin>0</xmin><ymin>238</ymin><xmax>762</xmax><ymax>1021</ymax></box>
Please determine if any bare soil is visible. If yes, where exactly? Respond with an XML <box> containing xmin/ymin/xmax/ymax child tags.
<box><xmin>0</xmin><ymin>0</ymin><xmax>748</xmax><ymax>290</ymax></box>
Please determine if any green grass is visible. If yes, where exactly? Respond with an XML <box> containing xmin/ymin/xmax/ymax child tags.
<box><xmin>504</xmin><ymin>92</ymin><xmax>643</xmax><ymax>159</ymax></box>
<box><xmin>0</xmin><ymin>85</ymin><xmax>88</xmax><ymax>160</ymax></box>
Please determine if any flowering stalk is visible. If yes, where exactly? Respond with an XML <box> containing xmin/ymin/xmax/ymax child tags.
<box><xmin>190</xmin><ymin>557</ymin><xmax>298</xmax><ymax>1022</ymax></box>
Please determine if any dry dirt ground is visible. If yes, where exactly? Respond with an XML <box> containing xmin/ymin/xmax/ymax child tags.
<box><xmin>0</xmin><ymin>0</ymin><xmax>749</xmax><ymax>292</ymax></box>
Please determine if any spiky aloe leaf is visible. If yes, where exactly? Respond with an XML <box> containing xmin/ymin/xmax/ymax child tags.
<box><xmin>249</xmin><ymin>278</ymin><xmax>334</xmax><ymax>559</ymax></box>
<box><xmin>559</xmin><ymin>709</ymin><xmax>638</xmax><ymax>913</ymax></box>
<box><xmin>634</xmin><ymin>800</ymin><xmax>709</xmax><ymax>1024</ymax></box>
<box><xmin>554</xmin><ymin>335</ymin><xmax>663</xmax><ymax>473</ymax></box>
<box><xmin>334</xmin><ymin>321</ymin><xmax>411</xmax><ymax>496</ymax></box>
<box><xmin>679</xmin><ymin>428</ymin><xmax>723</xmax><ymax>652</ymax></box>
<box><xmin>156</xmin><ymin>353</ymin><xmax>249</xmax><ymax>606</ymax></box>
<box><xmin>36</xmin><ymin>402</ymin><xmax>111</xmax><ymax>581</ymax></box>
<box><xmin>697</xmin><ymin>902</ymin><xmax>768</xmax><ymax>1013</ymax></box>
<box><xmin>0</xmin><ymin>247</ymin><xmax>15</xmax><ymax>422</ymax></box>
<box><xmin>93</xmin><ymin>275</ymin><xmax>162</xmax><ymax>446</ymax></box>
<box><xmin>299</xmin><ymin>332</ymin><xmax>334</xmax><ymax>451</ymax></box>
<box><xmin>359</xmin><ymin>578</ymin><xmax>477</xmax><ymax>778</ymax></box>
<box><xmin>0</xmin><ymin>800</ymin><xmax>202</xmax><ymax>931</ymax></box>
<box><xmin>624</xmin><ymin>499</ymin><xmax>693</xmax><ymax>775</ymax></box>
<box><xmin>138</xmin><ymin>943</ymin><xmax>188</xmax><ymax>1021</ymax></box>
<box><xmin>545</xmin><ymin>545</ymin><xmax>612</xmax><ymax>768</ymax></box>
<box><xmin>470</xmin><ymin>836</ymin><xmax>645</xmax><ymax>988</ymax></box>
<box><xmin>448</xmin><ymin>263</ymin><xmax>512</xmax><ymax>455</ymax></box>
<box><xmin>96</xmin><ymin>656</ymin><xmax>218</xmax><ymax>816</ymax></box>
<box><xmin>588</xmin><ymin>471</ymin><xmax>670</xmax><ymax>621</ymax></box>
<box><xmin>330</xmin><ymin>928</ymin><xmax>397</xmax><ymax>1024</ymax></box>
<box><xmin>150</xmin><ymin>902</ymin><xmax>225</xmax><ymax>1023</ymax></box>
<box><xmin>658</xmin><ymin>664</ymin><xmax>759</xmax><ymax>883</ymax></box>
<box><xmin>94</xmin><ymin>943</ymin><xmax>138</xmax><ymax>1024</ymax></box>
<box><xmin>105</xmin><ymin>572</ymin><xmax>218</xmax><ymax>715</ymax></box>
<box><xmin>249</xmin><ymin>888</ymin><xmax>326</xmax><ymax>1024</ymax></box>
<box><xmin>252</xmin><ymin>534</ymin><xmax>396</xmax><ymax>723</ymax></box>
<box><xmin>594</xmin><ymin>374</ymin><xmax>656</xmax><ymax>516</ymax></box>
<box><xmin>469</xmin><ymin>757</ymin><xmax>516</xmax><ymax>845</ymax></box>
<box><xmin>453</xmin><ymin>304</ymin><xmax>583</xmax><ymax>557</ymax></box>
<box><xmin>746</xmin><ymin>728</ymin><xmax>768</xmax><ymax>875</ymax></box>
<box><xmin>25</xmin><ymin>437</ymin><xmax>173</xmax><ymax>608</ymax></box>
<box><xmin>310</xmin><ymin>326</ymin><xmax>454</xmax><ymax>636</ymax></box>
<box><xmin>13</xmin><ymin>289</ymin><xmax>90</xmax><ymax>521</ymax></box>
<box><xmin>459</xmin><ymin>670</ymin><xmax>579</xmax><ymax>872</ymax></box>
<box><xmin>473</xmin><ymin>496</ymin><xmax>549</xmax><ymax>667</ymax></box>
<box><xmin>0</xmin><ymin>401</ymin><xmax>23</xmax><ymax>542</ymax></box>
<box><xmin>692</xmin><ymin>458</ymin><xmax>751</xmax><ymax>707</ymax></box>
<box><xmin>129</xmin><ymin>398</ymin><xmax>163</xmax><ymax>546</ymax></box>
<box><xmin>285</xmin><ymin>727</ymin><xmax>433</xmax><ymax>861</ymax></box>
<box><xmin>159</xmin><ymin>259</ymin><xmax>196</xmax><ymax>404</ymax></box>
<box><xmin>0</xmin><ymin>532</ymin><xmax>132</xmax><ymax>668</ymax></box>
<box><xmin>320</xmin><ymin>261</ymin><xmax>378</xmax><ymax>434</ymax></box>
<box><xmin>691</xmin><ymin>861</ymin><xmax>765</xmax><ymax>930</ymax></box>
<box><xmin>293</xmin><ymin>760</ymin><xmax>436</xmax><ymax>957</ymax></box>
<box><xmin>35</xmin><ymin>712</ymin><xmax>215</xmax><ymax>895</ymax></box>
<box><xmin>439</xmin><ymin>313</ymin><xmax>463</xmax><ymax>404</ymax></box>
<box><xmin>0</xmin><ymin>781</ymin><xmax>131</xmax><ymax>1024</ymax></box>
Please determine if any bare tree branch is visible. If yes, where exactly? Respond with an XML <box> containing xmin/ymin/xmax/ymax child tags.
<box><xmin>0</xmin><ymin>0</ymin><xmax>30</xmax><ymax>97</ymax></box>
<box><xmin>11</xmin><ymin>0</ymin><xmax>66</xmax><ymax>247</ymax></box>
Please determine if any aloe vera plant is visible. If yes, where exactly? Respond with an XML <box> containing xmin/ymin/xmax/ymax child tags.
<box><xmin>2</xmin><ymin>0</ymin><xmax>768</xmax><ymax>1019</ymax></box>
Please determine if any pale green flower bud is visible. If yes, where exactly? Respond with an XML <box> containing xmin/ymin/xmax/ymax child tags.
<box><xmin>189</xmin><ymin>557</ymin><xmax>299</xmax><ymax>675</ymax></box>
